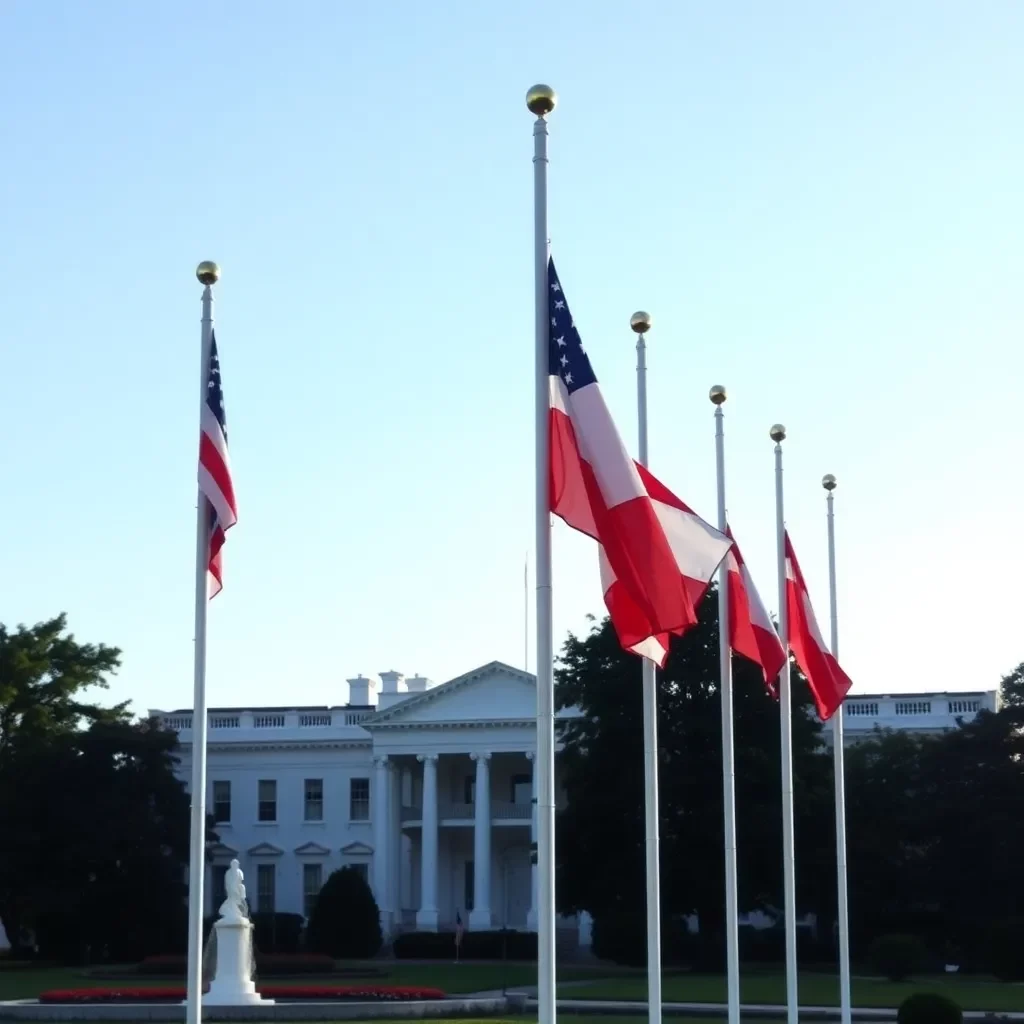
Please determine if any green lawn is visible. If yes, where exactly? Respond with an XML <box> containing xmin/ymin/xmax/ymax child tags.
<box><xmin>566</xmin><ymin>972</ymin><xmax>1024</xmax><ymax>1012</ymax></box>
<box><xmin>2</xmin><ymin>963</ymin><xmax>1022</xmax><ymax>1014</ymax></box>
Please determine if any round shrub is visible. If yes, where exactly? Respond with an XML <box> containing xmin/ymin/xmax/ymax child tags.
<box><xmin>306</xmin><ymin>867</ymin><xmax>382</xmax><ymax>958</ymax></box>
<box><xmin>988</xmin><ymin>918</ymin><xmax>1024</xmax><ymax>981</ymax></box>
<box><xmin>897</xmin><ymin>993</ymin><xmax>962</xmax><ymax>1024</ymax></box>
<box><xmin>870</xmin><ymin>933</ymin><xmax>926</xmax><ymax>982</ymax></box>
<box><xmin>591</xmin><ymin>909</ymin><xmax>647</xmax><ymax>967</ymax></box>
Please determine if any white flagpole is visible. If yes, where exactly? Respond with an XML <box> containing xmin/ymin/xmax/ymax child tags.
<box><xmin>711</xmin><ymin>386</ymin><xmax>740</xmax><ymax>1024</ymax></box>
<box><xmin>525</xmin><ymin>553</ymin><xmax>530</xmax><ymax>672</ymax></box>
<box><xmin>528</xmin><ymin>83</ymin><xmax>558</xmax><ymax>1024</ymax></box>
<box><xmin>823</xmin><ymin>474</ymin><xmax>852</xmax><ymax>1024</ymax></box>
<box><xmin>771</xmin><ymin>423</ymin><xmax>799</xmax><ymax>1024</ymax></box>
<box><xmin>185</xmin><ymin>261</ymin><xmax>219</xmax><ymax>1024</ymax></box>
<box><xmin>630</xmin><ymin>310</ymin><xmax>662</xmax><ymax>1024</ymax></box>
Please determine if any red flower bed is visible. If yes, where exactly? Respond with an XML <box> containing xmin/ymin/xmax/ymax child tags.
<box><xmin>39</xmin><ymin>985</ymin><xmax>446</xmax><ymax>1004</ymax></box>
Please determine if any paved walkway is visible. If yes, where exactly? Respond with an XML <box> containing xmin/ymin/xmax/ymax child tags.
<box><xmin>471</xmin><ymin>995</ymin><xmax>1024</xmax><ymax>1020</ymax></box>
<box><xmin>548</xmin><ymin>999</ymin><xmax>1024</xmax><ymax>1021</ymax></box>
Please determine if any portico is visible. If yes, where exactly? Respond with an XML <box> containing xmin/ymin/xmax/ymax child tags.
<box><xmin>363</xmin><ymin>663</ymin><xmax>543</xmax><ymax>935</ymax></box>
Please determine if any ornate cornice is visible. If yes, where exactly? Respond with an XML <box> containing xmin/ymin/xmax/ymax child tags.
<box><xmin>177</xmin><ymin>739</ymin><xmax>371</xmax><ymax>754</ymax></box>
<box><xmin>370</xmin><ymin>719</ymin><xmax>535</xmax><ymax>732</ymax></box>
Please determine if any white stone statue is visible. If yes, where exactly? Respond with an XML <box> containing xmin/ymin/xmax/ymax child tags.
<box><xmin>218</xmin><ymin>859</ymin><xmax>247</xmax><ymax>923</ymax></box>
<box><xmin>204</xmin><ymin>859</ymin><xmax>269</xmax><ymax>1006</ymax></box>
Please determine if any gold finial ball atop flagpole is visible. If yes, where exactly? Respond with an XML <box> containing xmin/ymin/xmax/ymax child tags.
<box><xmin>196</xmin><ymin>261</ymin><xmax>220</xmax><ymax>286</ymax></box>
<box><xmin>630</xmin><ymin>311</ymin><xmax>652</xmax><ymax>334</ymax></box>
<box><xmin>770</xmin><ymin>423</ymin><xmax>787</xmax><ymax>443</ymax></box>
<box><xmin>822</xmin><ymin>473</ymin><xmax>837</xmax><ymax>491</ymax></box>
<box><xmin>709</xmin><ymin>385</ymin><xmax>727</xmax><ymax>406</ymax></box>
<box><xmin>526</xmin><ymin>84</ymin><xmax>557</xmax><ymax>117</ymax></box>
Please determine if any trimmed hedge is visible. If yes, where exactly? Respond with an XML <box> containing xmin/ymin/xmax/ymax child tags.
<box><xmin>871</xmin><ymin>933</ymin><xmax>927</xmax><ymax>982</ymax></box>
<box><xmin>138</xmin><ymin>953</ymin><xmax>334</xmax><ymax>976</ymax></box>
<box><xmin>591</xmin><ymin>908</ymin><xmax>829</xmax><ymax>969</ymax></box>
<box><xmin>591</xmin><ymin>911</ymin><xmax>698</xmax><ymax>967</ymax></box>
<box><xmin>392</xmin><ymin>929</ymin><xmax>537</xmax><ymax>960</ymax></box>
<box><xmin>988</xmin><ymin>918</ymin><xmax>1024</xmax><ymax>981</ymax></box>
<box><xmin>250</xmin><ymin>913</ymin><xmax>305</xmax><ymax>955</ymax></box>
<box><xmin>897</xmin><ymin>993</ymin><xmax>962</xmax><ymax>1024</ymax></box>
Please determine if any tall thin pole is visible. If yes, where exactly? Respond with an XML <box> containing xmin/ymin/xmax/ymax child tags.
<box><xmin>630</xmin><ymin>310</ymin><xmax>662</xmax><ymax>1024</ymax></box>
<box><xmin>525</xmin><ymin>553</ymin><xmax>530</xmax><ymax>672</ymax></box>
<box><xmin>185</xmin><ymin>263</ymin><xmax>218</xmax><ymax>1024</ymax></box>
<box><xmin>823</xmin><ymin>474</ymin><xmax>851</xmax><ymax>1024</ymax></box>
<box><xmin>711</xmin><ymin>387</ymin><xmax>740</xmax><ymax>1024</ymax></box>
<box><xmin>772</xmin><ymin>423</ymin><xmax>799</xmax><ymax>1024</ymax></box>
<box><xmin>528</xmin><ymin>83</ymin><xmax>557</xmax><ymax>1024</ymax></box>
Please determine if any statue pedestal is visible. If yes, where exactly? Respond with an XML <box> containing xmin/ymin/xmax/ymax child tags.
<box><xmin>204</xmin><ymin>917</ymin><xmax>272</xmax><ymax>1006</ymax></box>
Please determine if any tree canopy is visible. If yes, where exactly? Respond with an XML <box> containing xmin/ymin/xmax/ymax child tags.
<box><xmin>0</xmin><ymin>615</ymin><xmax>191</xmax><ymax>961</ymax></box>
<box><xmin>555</xmin><ymin>587</ymin><xmax>834</xmax><ymax>958</ymax></box>
<box><xmin>0</xmin><ymin>613</ymin><xmax>124</xmax><ymax>757</ymax></box>
<box><xmin>556</xmin><ymin>597</ymin><xmax>1024</xmax><ymax>968</ymax></box>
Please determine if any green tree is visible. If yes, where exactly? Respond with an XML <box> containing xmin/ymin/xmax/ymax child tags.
<box><xmin>0</xmin><ymin>615</ymin><xmax>193</xmax><ymax>960</ymax></box>
<box><xmin>845</xmin><ymin>668</ymin><xmax>1024</xmax><ymax>962</ymax></box>
<box><xmin>306</xmin><ymin>866</ymin><xmax>382</xmax><ymax>958</ymax></box>
<box><xmin>555</xmin><ymin>588</ymin><xmax>833</xmax><ymax>962</ymax></box>
<box><xmin>0</xmin><ymin>614</ymin><xmax>124</xmax><ymax>756</ymax></box>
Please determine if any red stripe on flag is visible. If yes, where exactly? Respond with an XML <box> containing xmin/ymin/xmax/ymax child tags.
<box><xmin>784</xmin><ymin>533</ymin><xmax>852</xmax><ymax>720</ymax></box>
<box><xmin>549</xmin><ymin>406</ymin><xmax>700</xmax><ymax>663</ymax></box>
<box><xmin>199</xmin><ymin>434</ymin><xmax>237</xmax><ymax>522</ymax></box>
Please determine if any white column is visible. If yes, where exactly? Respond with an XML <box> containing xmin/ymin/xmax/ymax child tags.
<box><xmin>469</xmin><ymin>751</ymin><xmax>492</xmax><ymax>929</ymax></box>
<box><xmin>389</xmin><ymin>765</ymin><xmax>402</xmax><ymax>924</ymax></box>
<box><xmin>372</xmin><ymin>755</ymin><xmax>392</xmax><ymax>935</ymax></box>
<box><xmin>526</xmin><ymin>751</ymin><xmax>538</xmax><ymax>931</ymax></box>
<box><xmin>416</xmin><ymin>754</ymin><xmax>440</xmax><ymax>930</ymax></box>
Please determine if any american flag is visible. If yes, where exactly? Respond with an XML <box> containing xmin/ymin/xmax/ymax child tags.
<box><xmin>547</xmin><ymin>257</ymin><xmax>732</xmax><ymax>665</ymax></box>
<box><xmin>198</xmin><ymin>331</ymin><xmax>237</xmax><ymax>598</ymax></box>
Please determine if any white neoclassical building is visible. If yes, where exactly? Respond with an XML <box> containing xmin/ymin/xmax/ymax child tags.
<box><xmin>158</xmin><ymin>662</ymin><xmax>578</xmax><ymax>938</ymax></box>
<box><xmin>155</xmin><ymin>660</ymin><xmax>996</xmax><ymax>939</ymax></box>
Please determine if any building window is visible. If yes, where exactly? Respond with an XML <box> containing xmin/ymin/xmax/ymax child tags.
<box><xmin>510</xmin><ymin>774</ymin><xmax>531</xmax><ymax>805</ymax></box>
<box><xmin>304</xmin><ymin>779</ymin><xmax>324</xmax><ymax>821</ymax></box>
<box><xmin>845</xmin><ymin>702</ymin><xmax>879</xmax><ymax>717</ymax></box>
<box><xmin>949</xmin><ymin>699</ymin><xmax>981</xmax><ymax>715</ymax></box>
<box><xmin>258</xmin><ymin>780</ymin><xmax>277</xmax><ymax>822</ymax></box>
<box><xmin>350</xmin><ymin>863</ymin><xmax>369</xmax><ymax>885</ymax></box>
<box><xmin>464</xmin><ymin>860</ymin><xmax>474</xmax><ymax>911</ymax></box>
<box><xmin>463</xmin><ymin>776</ymin><xmax>475</xmax><ymax>805</ymax></box>
<box><xmin>302</xmin><ymin>863</ymin><xmax>323</xmax><ymax>919</ymax></box>
<box><xmin>256</xmin><ymin>864</ymin><xmax>276</xmax><ymax>913</ymax></box>
<box><xmin>895</xmin><ymin>701</ymin><xmax>931</xmax><ymax>716</ymax></box>
<box><xmin>349</xmin><ymin>778</ymin><xmax>370</xmax><ymax>821</ymax></box>
<box><xmin>212</xmin><ymin>781</ymin><xmax>231</xmax><ymax>823</ymax></box>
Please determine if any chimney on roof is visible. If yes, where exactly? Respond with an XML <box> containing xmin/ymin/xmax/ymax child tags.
<box><xmin>379</xmin><ymin>671</ymin><xmax>406</xmax><ymax>695</ymax></box>
<box><xmin>406</xmin><ymin>674</ymin><xmax>432</xmax><ymax>692</ymax></box>
<box><xmin>347</xmin><ymin>675</ymin><xmax>378</xmax><ymax>707</ymax></box>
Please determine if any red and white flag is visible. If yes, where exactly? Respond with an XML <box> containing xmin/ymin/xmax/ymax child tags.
<box><xmin>784</xmin><ymin>531</ymin><xmax>852</xmax><ymax>720</ymax></box>
<box><xmin>546</xmin><ymin>259</ymin><xmax>732</xmax><ymax>666</ymax></box>
<box><xmin>725</xmin><ymin>527</ymin><xmax>786</xmax><ymax>695</ymax></box>
<box><xmin>198</xmin><ymin>331</ymin><xmax>237</xmax><ymax>598</ymax></box>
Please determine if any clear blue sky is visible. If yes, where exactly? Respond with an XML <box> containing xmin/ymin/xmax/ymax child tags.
<box><xmin>1</xmin><ymin>1</ymin><xmax>1021</xmax><ymax>714</ymax></box>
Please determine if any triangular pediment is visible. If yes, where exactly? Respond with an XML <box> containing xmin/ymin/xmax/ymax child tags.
<box><xmin>341</xmin><ymin>841</ymin><xmax>374</xmax><ymax>855</ymax></box>
<box><xmin>208</xmin><ymin>842</ymin><xmax>238</xmax><ymax>859</ymax></box>
<box><xmin>366</xmin><ymin>661</ymin><xmax>536</xmax><ymax>726</ymax></box>
<box><xmin>247</xmin><ymin>842</ymin><xmax>284</xmax><ymax>857</ymax></box>
<box><xmin>294</xmin><ymin>841</ymin><xmax>331</xmax><ymax>856</ymax></box>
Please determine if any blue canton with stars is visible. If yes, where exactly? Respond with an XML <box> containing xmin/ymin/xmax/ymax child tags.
<box><xmin>548</xmin><ymin>259</ymin><xmax>598</xmax><ymax>394</ymax></box>
<box><xmin>206</xmin><ymin>331</ymin><xmax>228</xmax><ymax>442</ymax></box>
